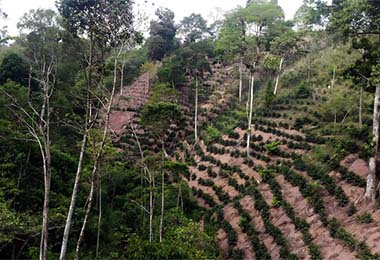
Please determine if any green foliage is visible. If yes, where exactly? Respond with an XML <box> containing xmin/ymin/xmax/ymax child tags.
<box><xmin>294</xmin><ymin>0</ymin><xmax>330</xmax><ymax>30</ymax></box>
<box><xmin>141</xmin><ymin>102</ymin><xmax>182</xmax><ymax>136</ymax></box>
<box><xmin>356</xmin><ymin>213</ymin><xmax>373</xmax><ymax>224</ymax></box>
<box><xmin>147</xmin><ymin>8</ymin><xmax>177</xmax><ymax>61</ymax></box>
<box><xmin>0</xmin><ymin>53</ymin><xmax>30</xmax><ymax>87</ymax></box>
<box><xmin>157</xmin><ymin>56</ymin><xmax>185</xmax><ymax>86</ymax></box>
<box><xmin>295</xmin><ymin>84</ymin><xmax>312</xmax><ymax>99</ymax></box>
<box><xmin>58</xmin><ymin>0</ymin><xmax>136</xmax><ymax>47</ymax></box>
<box><xmin>203</xmin><ymin>125</ymin><xmax>221</xmax><ymax>144</ymax></box>
<box><xmin>149</xmin><ymin>83</ymin><xmax>180</xmax><ymax>103</ymax></box>
<box><xmin>264</xmin><ymin>140</ymin><xmax>281</xmax><ymax>153</ymax></box>
<box><xmin>179</xmin><ymin>13</ymin><xmax>209</xmax><ymax>44</ymax></box>
<box><xmin>124</xmin><ymin>215</ymin><xmax>219</xmax><ymax>260</ymax></box>
<box><xmin>264</xmin><ymin>80</ymin><xmax>275</xmax><ymax>106</ymax></box>
<box><xmin>330</xmin><ymin>0</ymin><xmax>380</xmax><ymax>37</ymax></box>
<box><xmin>263</xmin><ymin>54</ymin><xmax>281</xmax><ymax>71</ymax></box>
<box><xmin>122</xmin><ymin>48</ymin><xmax>149</xmax><ymax>85</ymax></box>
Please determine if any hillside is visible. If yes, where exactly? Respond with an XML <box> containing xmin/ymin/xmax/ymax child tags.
<box><xmin>2</xmin><ymin>0</ymin><xmax>380</xmax><ymax>259</ymax></box>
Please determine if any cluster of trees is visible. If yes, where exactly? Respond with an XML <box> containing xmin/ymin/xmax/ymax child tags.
<box><xmin>2</xmin><ymin>0</ymin><xmax>380</xmax><ymax>258</ymax></box>
<box><xmin>0</xmin><ymin>0</ymin><xmax>219</xmax><ymax>259</ymax></box>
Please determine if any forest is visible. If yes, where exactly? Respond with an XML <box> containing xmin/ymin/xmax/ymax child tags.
<box><xmin>1</xmin><ymin>0</ymin><xmax>380</xmax><ymax>259</ymax></box>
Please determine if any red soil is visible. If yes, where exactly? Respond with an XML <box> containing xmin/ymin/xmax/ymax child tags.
<box><xmin>223</xmin><ymin>205</ymin><xmax>255</xmax><ymax>260</ymax></box>
<box><xmin>276</xmin><ymin>175</ymin><xmax>358</xmax><ymax>259</ymax></box>
<box><xmin>217</xmin><ymin>229</ymin><xmax>229</xmax><ymax>259</ymax></box>
<box><xmin>240</xmin><ymin>196</ymin><xmax>281</xmax><ymax>259</ymax></box>
<box><xmin>340</xmin><ymin>154</ymin><xmax>368</xmax><ymax>179</ymax></box>
<box><xmin>108</xmin><ymin>73</ymin><xmax>152</xmax><ymax>139</ymax></box>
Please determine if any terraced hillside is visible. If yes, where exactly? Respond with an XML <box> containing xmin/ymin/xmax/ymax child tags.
<box><xmin>108</xmin><ymin>62</ymin><xmax>380</xmax><ymax>260</ymax></box>
<box><xmin>177</xmin><ymin>72</ymin><xmax>380</xmax><ymax>259</ymax></box>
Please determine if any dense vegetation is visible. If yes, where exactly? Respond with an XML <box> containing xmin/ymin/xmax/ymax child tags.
<box><xmin>1</xmin><ymin>0</ymin><xmax>380</xmax><ymax>259</ymax></box>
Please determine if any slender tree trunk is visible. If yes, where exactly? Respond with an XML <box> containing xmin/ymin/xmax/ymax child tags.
<box><xmin>40</xmin><ymin>73</ymin><xmax>52</xmax><ymax>260</ymax></box>
<box><xmin>120</xmin><ymin>62</ymin><xmax>125</xmax><ymax>96</ymax></box>
<box><xmin>239</xmin><ymin>59</ymin><xmax>243</xmax><ymax>103</ymax></box>
<box><xmin>28</xmin><ymin>65</ymin><xmax>32</xmax><ymax>101</ymax></box>
<box><xmin>130</xmin><ymin>124</ymin><xmax>154</xmax><ymax>242</ymax></box>
<box><xmin>59</xmin><ymin>38</ymin><xmax>94</xmax><ymax>260</ymax></box>
<box><xmin>74</xmin><ymin>168</ymin><xmax>96</xmax><ymax>260</ymax></box>
<box><xmin>75</xmin><ymin>46</ymin><xmax>123</xmax><ymax>259</ymax></box>
<box><xmin>159</xmin><ymin>154</ymin><xmax>165</xmax><ymax>243</ymax></box>
<box><xmin>246</xmin><ymin>71</ymin><xmax>254</xmax><ymax>157</ymax></box>
<box><xmin>149</xmin><ymin>170</ymin><xmax>155</xmax><ymax>243</ymax></box>
<box><xmin>194</xmin><ymin>76</ymin><xmax>199</xmax><ymax>142</ymax></box>
<box><xmin>96</xmin><ymin>178</ymin><xmax>102</xmax><ymax>258</ymax></box>
<box><xmin>359</xmin><ymin>86</ymin><xmax>363</xmax><ymax>128</ymax></box>
<box><xmin>307</xmin><ymin>58</ymin><xmax>311</xmax><ymax>83</ymax></box>
<box><xmin>39</xmin><ymin>151</ymin><xmax>50</xmax><ymax>260</ymax></box>
<box><xmin>366</xmin><ymin>85</ymin><xmax>380</xmax><ymax>201</ymax></box>
<box><xmin>273</xmin><ymin>57</ymin><xmax>284</xmax><ymax>96</ymax></box>
<box><xmin>331</xmin><ymin>66</ymin><xmax>336</xmax><ymax>89</ymax></box>
<box><xmin>59</xmin><ymin>130</ymin><xmax>88</xmax><ymax>260</ymax></box>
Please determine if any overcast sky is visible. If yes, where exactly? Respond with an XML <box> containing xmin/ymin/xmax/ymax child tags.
<box><xmin>0</xmin><ymin>0</ymin><xmax>305</xmax><ymax>36</ymax></box>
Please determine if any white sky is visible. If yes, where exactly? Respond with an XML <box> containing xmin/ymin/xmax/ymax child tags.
<box><xmin>0</xmin><ymin>0</ymin><xmax>305</xmax><ymax>36</ymax></box>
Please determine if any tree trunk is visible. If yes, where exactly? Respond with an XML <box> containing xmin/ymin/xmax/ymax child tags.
<box><xmin>331</xmin><ymin>66</ymin><xmax>336</xmax><ymax>89</ymax></box>
<box><xmin>59</xmin><ymin>130</ymin><xmax>88</xmax><ymax>260</ymax></box>
<box><xmin>359</xmin><ymin>86</ymin><xmax>363</xmax><ymax>128</ymax></box>
<box><xmin>273</xmin><ymin>57</ymin><xmax>284</xmax><ymax>96</ymax></box>
<box><xmin>75</xmin><ymin>45</ymin><xmax>123</xmax><ymax>258</ymax></box>
<box><xmin>149</xmin><ymin>172</ymin><xmax>154</xmax><ymax>242</ymax></box>
<box><xmin>74</xmin><ymin>168</ymin><xmax>96</xmax><ymax>260</ymax></box>
<box><xmin>59</xmin><ymin>38</ymin><xmax>94</xmax><ymax>260</ymax></box>
<box><xmin>28</xmin><ymin>65</ymin><xmax>32</xmax><ymax>102</ymax></box>
<box><xmin>194</xmin><ymin>76</ymin><xmax>199</xmax><ymax>142</ymax></box>
<box><xmin>40</xmin><ymin>72</ymin><xmax>52</xmax><ymax>260</ymax></box>
<box><xmin>130</xmin><ymin>124</ymin><xmax>154</xmax><ymax>242</ymax></box>
<box><xmin>159</xmin><ymin>157</ymin><xmax>165</xmax><ymax>243</ymax></box>
<box><xmin>246</xmin><ymin>72</ymin><xmax>254</xmax><ymax>157</ymax></box>
<box><xmin>307</xmin><ymin>57</ymin><xmax>311</xmax><ymax>83</ymax></box>
<box><xmin>120</xmin><ymin>62</ymin><xmax>125</xmax><ymax>96</ymax></box>
<box><xmin>366</xmin><ymin>85</ymin><xmax>380</xmax><ymax>201</ymax></box>
<box><xmin>39</xmin><ymin>152</ymin><xmax>51</xmax><ymax>260</ymax></box>
<box><xmin>366</xmin><ymin>158</ymin><xmax>376</xmax><ymax>200</ymax></box>
<box><xmin>239</xmin><ymin>59</ymin><xmax>243</xmax><ymax>103</ymax></box>
<box><xmin>96</xmin><ymin>178</ymin><xmax>102</xmax><ymax>258</ymax></box>
<box><xmin>273</xmin><ymin>57</ymin><xmax>284</xmax><ymax>95</ymax></box>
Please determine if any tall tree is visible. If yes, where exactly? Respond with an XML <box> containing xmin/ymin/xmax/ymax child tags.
<box><xmin>242</xmin><ymin>2</ymin><xmax>284</xmax><ymax>156</ymax></box>
<box><xmin>216</xmin><ymin>7</ymin><xmax>248</xmax><ymax>103</ymax></box>
<box><xmin>14</xmin><ymin>8</ymin><xmax>61</xmax><ymax>260</ymax></box>
<box><xmin>270</xmin><ymin>31</ymin><xmax>299</xmax><ymax>95</ymax></box>
<box><xmin>140</xmin><ymin>102</ymin><xmax>182</xmax><ymax>242</ymax></box>
<box><xmin>294</xmin><ymin>0</ymin><xmax>330</xmax><ymax>30</ymax></box>
<box><xmin>0</xmin><ymin>53</ymin><xmax>30</xmax><ymax>87</ymax></box>
<box><xmin>147</xmin><ymin>8</ymin><xmax>177</xmax><ymax>61</ymax></box>
<box><xmin>57</xmin><ymin>0</ymin><xmax>137</xmax><ymax>259</ymax></box>
<box><xmin>179</xmin><ymin>13</ymin><xmax>209</xmax><ymax>44</ymax></box>
<box><xmin>179</xmin><ymin>41</ymin><xmax>211</xmax><ymax>142</ymax></box>
<box><xmin>330</xmin><ymin>0</ymin><xmax>380</xmax><ymax>203</ymax></box>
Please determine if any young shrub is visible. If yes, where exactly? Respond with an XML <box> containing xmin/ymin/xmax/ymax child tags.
<box><xmin>356</xmin><ymin>213</ymin><xmax>373</xmax><ymax>224</ymax></box>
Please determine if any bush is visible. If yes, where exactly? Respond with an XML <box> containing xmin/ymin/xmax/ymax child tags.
<box><xmin>295</xmin><ymin>84</ymin><xmax>312</xmax><ymax>99</ymax></box>
<box><xmin>356</xmin><ymin>213</ymin><xmax>373</xmax><ymax>224</ymax></box>
<box><xmin>228</xmin><ymin>131</ymin><xmax>240</xmax><ymax>140</ymax></box>
<box><xmin>347</xmin><ymin>203</ymin><xmax>357</xmax><ymax>216</ymax></box>
<box><xmin>198</xmin><ymin>164</ymin><xmax>207</xmax><ymax>171</ymax></box>
<box><xmin>204</xmin><ymin>125</ymin><xmax>221</xmax><ymax>144</ymax></box>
